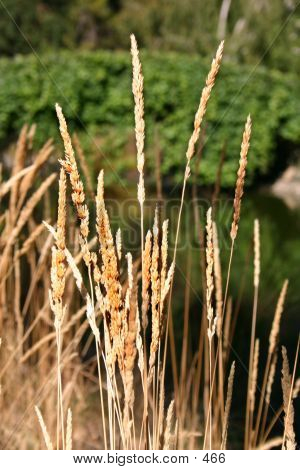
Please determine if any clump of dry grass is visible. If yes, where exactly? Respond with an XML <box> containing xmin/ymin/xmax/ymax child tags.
<box><xmin>0</xmin><ymin>35</ymin><xmax>298</xmax><ymax>452</ymax></box>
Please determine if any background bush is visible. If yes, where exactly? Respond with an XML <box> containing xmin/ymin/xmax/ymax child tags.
<box><xmin>1</xmin><ymin>49</ymin><xmax>300</xmax><ymax>186</ymax></box>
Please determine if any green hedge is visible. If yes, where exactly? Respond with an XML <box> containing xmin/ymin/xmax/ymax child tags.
<box><xmin>0</xmin><ymin>50</ymin><xmax>300</xmax><ymax>186</ymax></box>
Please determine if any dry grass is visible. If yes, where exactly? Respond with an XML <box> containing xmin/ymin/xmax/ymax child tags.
<box><xmin>0</xmin><ymin>35</ymin><xmax>298</xmax><ymax>450</ymax></box>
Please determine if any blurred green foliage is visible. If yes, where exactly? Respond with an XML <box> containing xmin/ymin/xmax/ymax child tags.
<box><xmin>1</xmin><ymin>1</ymin><xmax>300</xmax><ymax>74</ymax></box>
<box><xmin>0</xmin><ymin>49</ymin><xmax>300</xmax><ymax>186</ymax></box>
<box><xmin>0</xmin><ymin>0</ymin><xmax>300</xmax><ymax>72</ymax></box>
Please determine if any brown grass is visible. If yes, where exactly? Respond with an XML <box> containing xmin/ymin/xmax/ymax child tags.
<box><xmin>0</xmin><ymin>36</ymin><xmax>298</xmax><ymax>451</ymax></box>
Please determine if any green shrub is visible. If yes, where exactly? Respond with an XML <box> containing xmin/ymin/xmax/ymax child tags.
<box><xmin>0</xmin><ymin>49</ymin><xmax>299</xmax><ymax>186</ymax></box>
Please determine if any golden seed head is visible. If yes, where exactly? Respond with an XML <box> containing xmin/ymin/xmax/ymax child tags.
<box><xmin>269</xmin><ymin>280</ymin><xmax>288</xmax><ymax>355</ymax></box>
<box><xmin>230</xmin><ymin>115</ymin><xmax>252</xmax><ymax>241</ymax></box>
<box><xmin>186</xmin><ymin>41</ymin><xmax>224</xmax><ymax>164</ymax></box>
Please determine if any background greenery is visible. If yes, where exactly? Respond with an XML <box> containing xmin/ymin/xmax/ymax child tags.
<box><xmin>1</xmin><ymin>1</ymin><xmax>300</xmax><ymax>186</ymax></box>
<box><xmin>1</xmin><ymin>1</ymin><xmax>300</xmax><ymax>74</ymax></box>
<box><xmin>1</xmin><ymin>50</ymin><xmax>300</xmax><ymax>186</ymax></box>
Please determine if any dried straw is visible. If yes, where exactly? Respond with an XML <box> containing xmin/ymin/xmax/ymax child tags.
<box><xmin>18</xmin><ymin>139</ymin><xmax>53</xmax><ymax>208</ymax></box>
<box><xmin>9</xmin><ymin>125</ymin><xmax>28</xmax><ymax>220</ymax></box>
<box><xmin>66</xmin><ymin>408</ymin><xmax>72</xmax><ymax>450</ymax></box>
<box><xmin>223</xmin><ymin>297</ymin><xmax>232</xmax><ymax>355</ymax></box>
<box><xmin>253</xmin><ymin>219</ymin><xmax>260</xmax><ymax>288</ymax></box>
<box><xmin>250</xmin><ymin>339</ymin><xmax>259</xmax><ymax>413</ymax></box>
<box><xmin>0</xmin><ymin>173</ymin><xmax>56</xmax><ymax>277</ymax></box>
<box><xmin>16</xmin><ymin>221</ymin><xmax>47</xmax><ymax>259</ymax></box>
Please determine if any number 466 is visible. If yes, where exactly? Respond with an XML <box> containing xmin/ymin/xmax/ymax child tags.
<box><xmin>203</xmin><ymin>453</ymin><xmax>225</xmax><ymax>463</ymax></box>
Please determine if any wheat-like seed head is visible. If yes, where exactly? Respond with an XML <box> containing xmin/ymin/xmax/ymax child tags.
<box><xmin>161</xmin><ymin>261</ymin><xmax>175</xmax><ymax>304</ymax></box>
<box><xmin>149</xmin><ymin>209</ymin><xmax>161</xmax><ymax>373</ymax></box>
<box><xmin>116</xmin><ymin>227</ymin><xmax>122</xmax><ymax>261</ymax></box>
<box><xmin>230</xmin><ymin>115</ymin><xmax>252</xmax><ymax>241</ymax></box>
<box><xmin>56</xmin><ymin>104</ymin><xmax>90</xmax><ymax>263</ymax></box>
<box><xmin>50</xmin><ymin>169</ymin><xmax>67</xmax><ymax>324</ymax></box>
<box><xmin>125</xmin><ymin>252</ymin><xmax>133</xmax><ymax>313</ymax></box>
<box><xmin>160</xmin><ymin>219</ymin><xmax>169</xmax><ymax>299</ymax></box>
<box><xmin>147</xmin><ymin>211</ymin><xmax>173</xmax><ymax>382</ymax></box>
<box><xmin>281</xmin><ymin>346</ymin><xmax>296</xmax><ymax>450</ymax></box>
<box><xmin>160</xmin><ymin>219</ymin><xmax>173</xmax><ymax>314</ymax></box>
<box><xmin>186</xmin><ymin>41</ymin><xmax>224</xmax><ymax>164</ymax></box>
<box><xmin>35</xmin><ymin>406</ymin><xmax>53</xmax><ymax>450</ymax></box>
<box><xmin>206</xmin><ymin>207</ymin><xmax>216</xmax><ymax>340</ymax></box>
<box><xmin>50</xmin><ymin>247</ymin><xmax>65</xmax><ymax>305</ymax></box>
<box><xmin>96</xmin><ymin>170</ymin><xmax>123</xmax><ymax>363</ymax></box>
<box><xmin>122</xmin><ymin>254</ymin><xmax>138</xmax><ymax>433</ymax></box>
<box><xmin>93</xmin><ymin>258</ymin><xmax>102</xmax><ymax>285</ymax></box>
<box><xmin>142</xmin><ymin>229</ymin><xmax>152</xmax><ymax>330</ymax></box>
<box><xmin>213</xmin><ymin>222</ymin><xmax>223</xmax><ymax>337</ymax></box>
<box><xmin>269</xmin><ymin>280</ymin><xmax>288</xmax><ymax>356</ymax></box>
<box><xmin>163</xmin><ymin>400</ymin><xmax>175</xmax><ymax>450</ymax></box>
<box><xmin>265</xmin><ymin>353</ymin><xmax>277</xmax><ymax>405</ymax></box>
<box><xmin>131</xmin><ymin>34</ymin><xmax>145</xmax><ymax>207</ymax></box>
<box><xmin>135</xmin><ymin>305</ymin><xmax>144</xmax><ymax>379</ymax></box>
<box><xmin>56</xmin><ymin>104</ymin><xmax>76</xmax><ymax>167</ymax></box>
<box><xmin>221</xmin><ymin>361</ymin><xmax>235</xmax><ymax>450</ymax></box>
<box><xmin>57</xmin><ymin>169</ymin><xmax>66</xmax><ymax>252</ymax></box>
